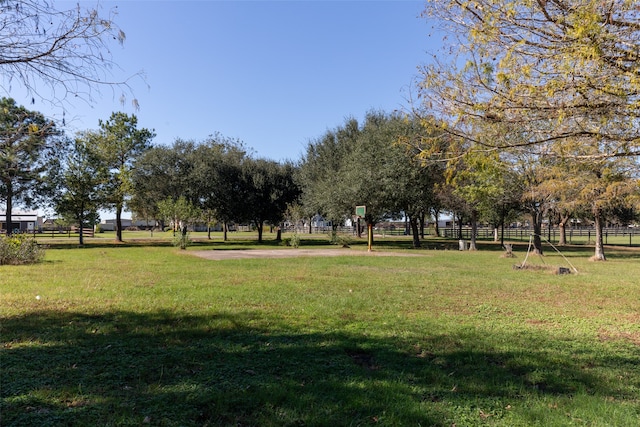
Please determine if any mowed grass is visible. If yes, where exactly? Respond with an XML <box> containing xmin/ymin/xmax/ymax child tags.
<box><xmin>1</xmin><ymin>237</ymin><xmax>639</xmax><ymax>426</ymax></box>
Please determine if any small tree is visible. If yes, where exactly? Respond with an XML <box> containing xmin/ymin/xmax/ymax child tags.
<box><xmin>55</xmin><ymin>132</ymin><xmax>108</xmax><ymax>246</ymax></box>
<box><xmin>284</xmin><ymin>202</ymin><xmax>305</xmax><ymax>248</ymax></box>
<box><xmin>451</xmin><ymin>152</ymin><xmax>511</xmax><ymax>251</ymax></box>
<box><xmin>157</xmin><ymin>196</ymin><xmax>201</xmax><ymax>249</ymax></box>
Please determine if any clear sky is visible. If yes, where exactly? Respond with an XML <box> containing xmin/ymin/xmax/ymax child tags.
<box><xmin>11</xmin><ymin>0</ymin><xmax>441</xmax><ymax>162</ymax></box>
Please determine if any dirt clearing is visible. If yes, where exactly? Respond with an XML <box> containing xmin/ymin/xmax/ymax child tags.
<box><xmin>190</xmin><ymin>248</ymin><xmax>427</xmax><ymax>260</ymax></box>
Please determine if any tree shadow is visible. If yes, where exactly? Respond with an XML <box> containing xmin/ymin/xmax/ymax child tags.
<box><xmin>2</xmin><ymin>309</ymin><xmax>637</xmax><ymax>426</ymax></box>
<box><xmin>38</xmin><ymin>240</ymin><xmax>174</xmax><ymax>250</ymax></box>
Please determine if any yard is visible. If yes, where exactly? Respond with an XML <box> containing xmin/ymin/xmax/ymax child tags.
<box><xmin>1</xmin><ymin>236</ymin><xmax>639</xmax><ymax>426</ymax></box>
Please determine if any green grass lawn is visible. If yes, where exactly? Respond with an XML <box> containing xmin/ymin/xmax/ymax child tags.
<box><xmin>1</xmin><ymin>237</ymin><xmax>639</xmax><ymax>426</ymax></box>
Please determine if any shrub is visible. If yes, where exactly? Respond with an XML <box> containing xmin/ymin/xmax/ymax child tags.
<box><xmin>172</xmin><ymin>233</ymin><xmax>191</xmax><ymax>250</ymax></box>
<box><xmin>0</xmin><ymin>234</ymin><xmax>45</xmax><ymax>265</ymax></box>
<box><xmin>289</xmin><ymin>232</ymin><xmax>301</xmax><ymax>248</ymax></box>
<box><xmin>329</xmin><ymin>231</ymin><xmax>352</xmax><ymax>247</ymax></box>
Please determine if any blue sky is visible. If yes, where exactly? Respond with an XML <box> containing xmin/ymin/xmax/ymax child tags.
<box><xmin>12</xmin><ymin>0</ymin><xmax>441</xmax><ymax>162</ymax></box>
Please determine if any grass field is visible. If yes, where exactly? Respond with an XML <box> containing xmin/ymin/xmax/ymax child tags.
<box><xmin>1</xmin><ymin>235</ymin><xmax>639</xmax><ymax>426</ymax></box>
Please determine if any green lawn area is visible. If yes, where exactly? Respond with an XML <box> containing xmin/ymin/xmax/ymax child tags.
<box><xmin>1</xmin><ymin>236</ymin><xmax>639</xmax><ymax>426</ymax></box>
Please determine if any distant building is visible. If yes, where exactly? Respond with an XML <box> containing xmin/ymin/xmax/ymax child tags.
<box><xmin>99</xmin><ymin>218</ymin><xmax>157</xmax><ymax>231</ymax></box>
<box><xmin>0</xmin><ymin>211</ymin><xmax>44</xmax><ymax>233</ymax></box>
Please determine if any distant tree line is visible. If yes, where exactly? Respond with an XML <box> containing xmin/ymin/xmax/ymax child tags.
<box><xmin>2</xmin><ymin>98</ymin><xmax>638</xmax><ymax>260</ymax></box>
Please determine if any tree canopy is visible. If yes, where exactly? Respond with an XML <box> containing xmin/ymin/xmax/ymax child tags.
<box><xmin>0</xmin><ymin>97</ymin><xmax>61</xmax><ymax>235</ymax></box>
<box><xmin>418</xmin><ymin>0</ymin><xmax>640</xmax><ymax>159</ymax></box>
<box><xmin>95</xmin><ymin>112</ymin><xmax>155</xmax><ymax>242</ymax></box>
<box><xmin>55</xmin><ymin>132</ymin><xmax>108</xmax><ymax>245</ymax></box>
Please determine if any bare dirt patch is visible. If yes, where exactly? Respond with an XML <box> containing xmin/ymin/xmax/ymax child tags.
<box><xmin>189</xmin><ymin>248</ymin><xmax>428</xmax><ymax>261</ymax></box>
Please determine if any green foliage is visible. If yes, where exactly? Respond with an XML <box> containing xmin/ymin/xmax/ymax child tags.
<box><xmin>0</xmin><ymin>97</ymin><xmax>62</xmax><ymax>235</ymax></box>
<box><xmin>55</xmin><ymin>132</ymin><xmax>108</xmax><ymax>245</ymax></box>
<box><xmin>241</xmin><ymin>158</ymin><xmax>301</xmax><ymax>242</ymax></box>
<box><xmin>288</xmin><ymin>231</ymin><xmax>301</xmax><ymax>248</ymax></box>
<box><xmin>0</xmin><ymin>234</ymin><xmax>44</xmax><ymax>265</ymax></box>
<box><xmin>94</xmin><ymin>112</ymin><xmax>155</xmax><ymax>241</ymax></box>
<box><xmin>419</xmin><ymin>0</ymin><xmax>640</xmax><ymax>158</ymax></box>
<box><xmin>299</xmin><ymin>111</ymin><xmax>443</xmax><ymax>235</ymax></box>
<box><xmin>329</xmin><ymin>230</ymin><xmax>352</xmax><ymax>247</ymax></box>
<box><xmin>172</xmin><ymin>232</ymin><xmax>191</xmax><ymax>250</ymax></box>
<box><xmin>157</xmin><ymin>196</ymin><xmax>201</xmax><ymax>231</ymax></box>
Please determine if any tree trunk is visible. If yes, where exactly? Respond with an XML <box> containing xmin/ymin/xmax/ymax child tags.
<box><xmin>469</xmin><ymin>210</ymin><xmax>478</xmax><ymax>251</ymax></box>
<box><xmin>115</xmin><ymin>204</ymin><xmax>123</xmax><ymax>242</ymax></box>
<box><xmin>257</xmin><ymin>222</ymin><xmax>263</xmax><ymax>243</ymax></box>
<box><xmin>78</xmin><ymin>221</ymin><xmax>84</xmax><ymax>246</ymax></box>
<box><xmin>499</xmin><ymin>204</ymin><xmax>505</xmax><ymax>247</ymax></box>
<box><xmin>275</xmin><ymin>227</ymin><xmax>282</xmax><ymax>242</ymax></box>
<box><xmin>532</xmin><ymin>210</ymin><xmax>543</xmax><ymax>255</ymax></box>
<box><xmin>308</xmin><ymin>217</ymin><xmax>312</xmax><ymax>234</ymax></box>
<box><xmin>592</xmin><ymin>210</ymin><xmax>607</xmax><ymax>261</ymax></box>
<box><xmin>419</xmin><ymin>212</ymin><xmax>426</xmax><ymax>239</ymax></box>
<box><xmin>456</xmin><ymin>212</ymin><xmax>463</xmax><ymax>240</ymax></box>
<box><xmin>4</xmin><ymin>186</ymin><xmax>13</xmax><ymax>236</ymax></box>
<box><xmin>77</xmin><ymin>206</ymin><xmax>85</xmax><ymax>246</ymax></box>
<box><xmin>558</xmin><ymin>214</ymin><xmax>569</xmax><ymax>246</ymax></box>
<box><xmin>410</xmin><ymin>216</ymin><xmax>421</xmax><ymax>248</ymax></box>
<box><xmin>223</xmin><ymin>222</ymin><xmax>228</xmax><ymax>241</ymax></box>
<box><xmin>433</xmin><ymin>209</ymin><xmax>440</xmax><ymax>237</ymax></box>
<box><xmin>180</xmin><ymin>223</ymin><xmax>188</xmax><ymax>250</ymax></box>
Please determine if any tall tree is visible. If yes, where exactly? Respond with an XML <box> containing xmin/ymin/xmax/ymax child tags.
<box><xmin>298</xmin><ymin>120</ymin><xmax>360</xmax><ymax>228</ymax></box>
<box><xmin>55</xmin><ymin>132</ymin><xmax>107</xmax><ymax>246</ymax></box>
<box><xmin>418</xmin><ymin>0</ymin><xmax>640</xmax><ymax>257</ymax></box>
<box><xmin>131</xmin><ymin>140</ymin><xmax>198</xmax><ymax>229</ymax></box>
<box><xmin>0</xmin><ymin>1</ymin><xmax>141</xmax><ymax>107</ymax></box>
<box><xmin>0</xmin><ymin>97</ymin><xmax>60</xmax><ymax>235</ymax></box>
<box><xmin>345</xmin><ymin>112</ymin><xmax>404</xmax><ymax>233</ymax></box>
<box><xmin>299</xmin><ymin>112</ymin><xmax>442</xmax><ymax>246</ymax></box>
<box><xmin>191</xmin><ymin>135</ymin><xmax>249</xmax><ymax>240</ymax></box>
<box><xmin>384</xmin><ymin>115</ymin><xmax>443</xmax><ymax>248</ymax></box>
<box><xmin>563</xmin><ymin>143</ymin><xmax>639</xmax><ymax>260</ymax></box>
<box><xmin>96</xmin><ymin>112</ymin><xmax>154</xmax><ymax>242</ymax></box>
<box><xmin>241</xmin><ymin>158</ymin><xmax>300</xmax><ymax>243</ymax></box>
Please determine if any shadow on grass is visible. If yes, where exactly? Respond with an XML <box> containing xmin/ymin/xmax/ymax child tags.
<box><xmin>37</xmin><ymin>240</ymin><xmax>174</xmax><ymax>250</ymax></box>
<box><xmin>2</xmin><ymin>310</ymin><xmax>637</xmax><ymax>426</ymax></box>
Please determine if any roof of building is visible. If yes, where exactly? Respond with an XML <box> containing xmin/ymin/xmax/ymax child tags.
<box><xmin>0</xmin><ymin>211</ymin><xmax>41</xmax><ymax>221</ymax></box>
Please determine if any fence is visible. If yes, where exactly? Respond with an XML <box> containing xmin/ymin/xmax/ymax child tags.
<box><xmin>37</xmin><ymin>227</ymin><xmax>95</xmax><ymax>238</ymax></box>
<box><xmin>442</xmin><ymin>227</ymin><xmax>640</xmax><ymax>247</ymax></box>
